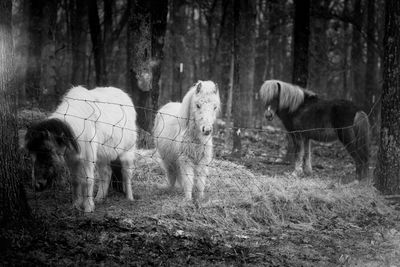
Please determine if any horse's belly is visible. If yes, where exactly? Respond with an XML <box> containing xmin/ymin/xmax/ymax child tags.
<box><xmin>306</xmin><ymin>128</ymin><xmax>337</xmax><ymax>142</ymax></box>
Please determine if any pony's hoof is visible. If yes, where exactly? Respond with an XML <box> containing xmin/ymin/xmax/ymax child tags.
<box><xmin>304</xmin><ymin>169</ymin><xmax>313</xmax><ymax>176</ymax></box>
<box><xmin>184</xmin><ymin>194</ymin><xmax>193</xmax><ymax>202</ymax></box>
<box><xmin>82</xmin><ymin>198</ymin><xmax>95</xmax><ymax>213</ymax></box>
<box><xmin>95</xmin><ymin>197</ymin><xmax>105</xmax><ymax>203</ymax></box>
<box><xmin>73</xmin><ymin>199</ymin><xmax>83</xmax><ymax>210</ymax></box>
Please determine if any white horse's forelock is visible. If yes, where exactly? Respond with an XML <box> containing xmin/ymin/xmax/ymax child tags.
<box><xmin>260</xmin><ymin>80</ymin><xmax>315</xmax><ymax>112</ymax></box>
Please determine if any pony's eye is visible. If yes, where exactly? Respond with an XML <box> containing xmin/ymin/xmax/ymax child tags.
<box><xmin>214</xmin><ymin>106</ymin><xmax>217</xmax><ymax>110</ymax></box>
<box><xmin>196</xmin><ymin>104</ymin><xmax>201</xmax><ymax>109</ymax></box>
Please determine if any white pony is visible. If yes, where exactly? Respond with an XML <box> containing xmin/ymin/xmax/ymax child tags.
<box><xmin>25</xmin><ymin>86</ymin><xmax>137</xmax><ymax>212</ymax></box>
<box><xmin>153</xmin><ymin>81</ymin><xmax>220</xmax><ymax>200</ymax></box>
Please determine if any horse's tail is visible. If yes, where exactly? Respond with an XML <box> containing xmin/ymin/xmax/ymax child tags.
<box><xmin>353</xmin><ymin>111</ymin><xmax>370</xmax><ymax>165</ymax></box>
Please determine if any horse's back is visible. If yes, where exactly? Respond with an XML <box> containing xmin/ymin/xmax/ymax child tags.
<box><xmin>52</xmin><ymin>86</ymin><xmax>137</xmax><ymax>160</ymax></box>
<box><xmin>154</xmin><ymin>102</ymin><xmax>183</xmax><ymax>138</ymax></box>
<box><xmin>292</xmin><ymin>99</ymin><xmax>362</xmax><ymax>141</ymax></box>
<box><xmin>330</xmin><ymin>100</ymin><xmax>362</xmax><ymax>128</ymax></box>
<box><xmin>90</xmin><ymin>87</ymin><xmax>137</xmax><ymax>156</ymax></box>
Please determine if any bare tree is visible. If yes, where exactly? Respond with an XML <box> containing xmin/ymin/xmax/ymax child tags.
<box><xmin>350</xmin><ymin>0</ymin><xmax>364</xmax><ymax>104</ymax></box>
<box><xmin>236</xmin><ymin>0</ymin><xmax>256</xmax><ymax>128</ymax></box>
<box><xmin>285</xmin><ymin>0</ymin><xmax>311</xmax><ymax>163</ymax></box>
<box><xmin>25</xmin><ymin>0</ymin><xmax>58</xmax><ymax>105</ymax></box>
<box><xmin>375</xmin><ymin>0</ymin><xmax>400</xmax><ymax>194</ymax></box>
<box><xmin>127</xmin><ymin>0</ymin><xmax>168</xmax><ymax>134</ymax></box>
<box><xmin>88</xmin><ymin>0</ymin><xmax>107</xmax><ymax>85</ymax></box>
<box><xmin>0</xmin><ymin>0</ymin><xmax>31</xmax><ymax>224</ymax></box>
<box><xmin>364</xmin><ymin>0</ymin><xmax>378</xmax><ymax>127</ymax></box>
<box><xmin>292</xmin><ymin>0</ymin><xmax>310</xmax><ymax>87</ymax></box>
<box><xmin>70</xmin><ymin>0</ymin><xmax>88</xmax><ymax>85</ymax></box>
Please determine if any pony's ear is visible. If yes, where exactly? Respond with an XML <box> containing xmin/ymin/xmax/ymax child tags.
<box><xmin>196</xmin><ymin>82</ymin><xmax>202</xmax><ymax>94</ymax></box>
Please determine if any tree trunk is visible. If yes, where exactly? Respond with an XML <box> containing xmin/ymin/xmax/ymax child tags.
<box><xmin>286</xmin><ymin>0</ymin><xmax>310</xmax><ymax>163</ymax></box>
<box><xmin>309</xmin><ymin>0</ymin><xmax>328</xmax><ymax>93</ymax></box>
<box><xmin>25</xmin><ymin>0</ymin><xmax>45</xmax><ymax>103</ymax></box>
<box><xmin>0</xmin><ymin>0</ymin><xmax>31</xmax><ymax>225</ymax></box>
<box><xmin>88</xmin><ymin>0</ymin><xmax>107</xmax><ymax>86</ymax></box>
<box><xmin>150</xmin><ymin>0</ymin><xmax>168</xmax><ymax>116</ymax></box>
<box><xmin>375</xmin><ymin>0</ymin><xmax>400</xmax><ymax>194</ymax></box>
<box><xmin>70</xmin><ymin>0</ymin><xmax>88</xmax><ymax>85</ymax></box>
<box><xmin>40</xmin><ymin>0</ymin><xmax>58</xmax><ymax>108</ymax></box>
<box><xmin>170</xmin><ymin>0</ymin><xmax>187</xmax><ymax>101</ymax></box>
<box><xmin>254</xmin><ymin>0</ymin><xmax>269</xmax><ymax>128</ymax></box>
<box><xmin>236</xmin><ymin>0</ymin><xmax>256</xmax><ymax>128</ymax></box>
<box><xmin>127</xmin><ymin>0</ymin><xmax>168</xmax><ymax>135</ymax></box>
<box><xmin>350</xmin><ymin>0</ymin><xmax>364</xmax><ymax>104</ymax></box>
<box><xmin>292</xmin><ymin>0</ymin><xmax>310</xmax><ymax>87</ymax></box>
<box><xmin>364</xmin><ymin>0</ymin><xmax>378</xmax><ymax>130</ymax></box>
<box><xmin>231</xmin><ymin>0</ymin><xmax>242</xmax><ymax>157</ymax></box>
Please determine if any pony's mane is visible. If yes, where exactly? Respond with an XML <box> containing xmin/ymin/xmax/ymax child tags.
<box><xmin>179</xmin><ymin>80</ymin><xmax>219</xmax><ymax>125</ymax></box>
<box><xmin>25</xmin><ymin>118</ymin><xmax>79</xmax><ymax>152</ymax></box>
<box><xmin>259</xmin><ymin>80</ymin><xmax>316</xmax><ymax>112</ymax></box>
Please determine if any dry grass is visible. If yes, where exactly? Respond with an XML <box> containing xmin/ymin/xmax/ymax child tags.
<box><xmin>67</xmin><ymin>149</ymin><xmax>390</xmax><ymax>236</ymax></box>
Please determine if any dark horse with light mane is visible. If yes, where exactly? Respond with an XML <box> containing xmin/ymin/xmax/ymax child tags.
<box><xmin>260</xmin><ymin>80</ymin><xmax>370</xmax><ymax>180</ymax></box>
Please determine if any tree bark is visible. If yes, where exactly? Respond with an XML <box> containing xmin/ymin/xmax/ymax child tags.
<box><xmin>236</xmin><ymin>0</ymin><xmax>256</xmax><ymax>128</ymax></box>
<box><xmin>350</xmin><ymin>0</ymin><xmax>364</xmax><ymax>104</ymax></box>
<box><xmin>0</xmin><ymin>0</ymin><xmax>31</xmax><ymax>225</ymax></box>
<box><xmin>70</xmin><ymin>0</ymin><xmax>88</xmax><ymax>85</ymax></box>
<box><xmin>170</xmin><ymin>0</ymin><xmax>186</xmax><ymax>101</ymax></box>
<box><xmin>127</xmin><ymin>0</ymin><xmax>168</xmax><ymax>134</ymax></box>
<box><xmin>375</xmin><ymin>0</ymin><xmax>400</xmax><ymax>194</ymax></box>
<box><xmin>292</xmin><ymin>0</ymin><xmax>310</xmax><ymax>87</ymax></box>
<box><xmin>364</xmin><ymin>0</ymin><xmax>378</xmax><ymax>129</ymax></box>
<box><xmin>40</xmin><ymin>0</ymin><xmax>58</xmax><ymax>108</ymax></box>
<box><xmin>25</xmin><ymin>0</ymin><xmax>45</xmax><ymax>102</ymax></box>
<box><xmin>231</xmin><ymin>0</ymin><xmax>242</xmax><ymax>157</ymax></box>
<box><xmin>286</xmin><ymin>0</ymin><xmax>311</xmax><ymax>163</ymax></box>
<box><xmin>88</xmin><ymin>0</ymin><xmax>107</xmax><ymax>86</ymax></box>
<box><xmin>150</xmin><ymin>0</ymin><xmax>168</xmax><ymax>116</ymax></box>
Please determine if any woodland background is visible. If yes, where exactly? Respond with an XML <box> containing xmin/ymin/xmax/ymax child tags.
<box><xmin>2</xmin><ymin>0</ymin><xmax>400</xmax><ymax>265</ymax></box>
<box><xmin>12</xmin><ymin>0</ymin><xmax>383</xmax><ymax>132</ymax></box>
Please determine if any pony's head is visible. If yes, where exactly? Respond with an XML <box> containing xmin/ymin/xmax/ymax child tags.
<box><xmin>180</xmin><ymin>80</ymin><xmax>220</xmax><ymax>136</ymax></box>
<box><xmin>24</xmin><ymin>118</ymin><xmax>79</xmax><ymax>190</ymax></box>
<box><xmin>259</xmin><ymin>80</ymin><xmax>314</xmax><ymax>120</ymax></box>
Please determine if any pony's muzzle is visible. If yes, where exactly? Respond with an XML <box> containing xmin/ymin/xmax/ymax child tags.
<box><xmin>264</xmin><ymin>110</ymin><xmax>274</xmax><ymax>121</ymax></box>
<box><xmin>202</xmin><ymin>126</ymin><xmax>212</xmax><ymax>136</ymax></box>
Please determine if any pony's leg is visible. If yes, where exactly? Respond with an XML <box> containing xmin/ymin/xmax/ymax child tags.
<box><xmin>179</xmin><ymin>158</ymin><xmax>195</xmax><ymax>200</ymax></box>
<box><xmin>95</xmin><ymin>162</ymin><xmax>112</xmax><ymax>202</ymax></box>
<box><xmin>164</xmin><ymin>161</ymin><xmax>177</xmax><ymax>188</ymax></box>
<box><xmin>283</xmin><ymin>133</ymin><xmax>295</xmax><ymax>164</ymax></box>
<box><xmin>80</xmin><ymin>161</ymin><xmax>96</xmax><ymax>212</ymax></box>
<box><xmin>292</xmin><ymin>137</ymin><xmax>304</xmax><ymax>176</ymax></box>
<box><xmin>303</xmin><ymin>139</ymin><xmax>312</xmax><ymax>175</ymax></box>
<box><xmin>69</xmin><ymin>159</ymin><xmax>84</xmax><ymax>210</ymax></box>
<box><xmin>195</xmin><ymin>165</ymin><xmax>208</xmax><ymax>199</ymax></box>
<box><xmin>339</xmin><ymin>130</ymin><xmax>368</xmax><ymax>181</ymax></box>
<box><xmin>120</xmin><ymin>151</ymin><xmax>135</xmax><ymax>201</ymax></box>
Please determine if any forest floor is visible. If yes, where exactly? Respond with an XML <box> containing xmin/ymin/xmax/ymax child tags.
<box><xmin>1</xmin><ymin>111</ymin><xmax>400</xmax><ymax>266</ymax></box>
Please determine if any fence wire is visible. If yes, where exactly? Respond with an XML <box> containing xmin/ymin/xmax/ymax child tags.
<box><xmin>19</xmin><ymin>95</ymin><xmax>380</xmax><ymax>214</ymax></box>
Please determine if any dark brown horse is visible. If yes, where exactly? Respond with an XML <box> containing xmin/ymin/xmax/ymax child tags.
<box><xmin>260</xmin><ymin>80</ymin><xmax>370</xmax><ymax>180</ymax></box>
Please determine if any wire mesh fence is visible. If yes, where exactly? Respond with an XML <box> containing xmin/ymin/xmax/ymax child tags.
<box><xmin>18</xmin><ymin>94</ymin><xmax>380</xmax><ymax>215</ymax></box>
